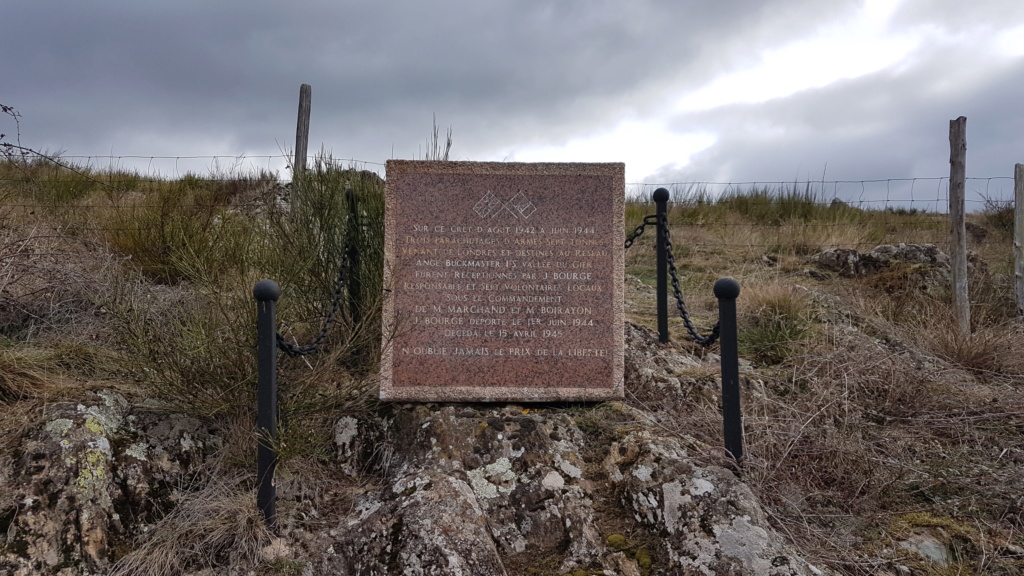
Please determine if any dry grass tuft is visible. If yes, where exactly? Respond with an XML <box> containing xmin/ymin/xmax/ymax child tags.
<box><xmin>0</xmin><ymin>393</ymin><xmax>44</xmax><ymax>457</ymax></box>
<box><xmin>0</xmin><ymin>348</ymin><xmax>53</xmax><ymax>403</ymax></box>
<box><xmin>738</xmin><ymin>282</ymin><xmax>815</xmax><ymax>365</ymax></box>
<box><xmin>914</xmin><ymin>320</ymin><xmax>1024</xmax><ymax>378</ymax></box>
<box><xmin>110</xmin><ymin>473</ymin><xmax>273</xmax><ymax>576</ymax></box>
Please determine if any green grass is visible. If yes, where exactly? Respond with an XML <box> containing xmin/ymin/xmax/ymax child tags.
<box><xmin>715</xmin><ymin>183</ymin><xmax>866</xmax><ymax>224</ymax></box>
<box><xmin>738</xmin><ymin>283</ymin><xmax>814</xmax><ymax>365</ymax></box>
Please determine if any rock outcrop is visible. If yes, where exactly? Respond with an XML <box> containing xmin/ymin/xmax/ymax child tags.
<box><xmin>1</xmin><ymin>324</ymin><xmax>827</xmax><ymax>576</ymax></box>
<box><xmin>810</xmin><ymin>243</ymin><xmax>952</xmax><ymax>278</ymax></box>
<box><xmin>312</xmin><ymin>401</ymin><xmax>823</xmax><ymax>575</ymax></box>
<box><xmin>808</xmin><ymin>243</ymin><xmax>991</xmax><ymax>299</ymax></box>
<box><xmin>0</xmin><ymin>391</ymin><xmax>219</xmax><ymax>575</ymax></box>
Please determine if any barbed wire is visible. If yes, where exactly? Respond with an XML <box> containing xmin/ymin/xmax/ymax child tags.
<box><xmin>0</xmin><ymin>184</ymin><xmax>1004</xmax><ymax>211</ymax></box>
<box><xmin>27</xmin><ymin>154</ymin><xmax>385</xmax><ymax>165</ymax></box>
<box><xmin>4</xmin><ymin>154</ymin><xmax>1015</xmax><ymax>182</ymax></box>
<box><xmin>2</xmin><ymin>152</ymin><xmax>1016</xmax><ymax>197</ymax></box>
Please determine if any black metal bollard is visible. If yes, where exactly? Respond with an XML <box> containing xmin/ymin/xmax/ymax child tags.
<box><xmin>253</xmin><ymin>279</ymin><xmax>281</xmax><ymax>528</ymax></box>
<box><xmin>654</xmin><ymin>187</ymin><xmax>670</xmax><ymax>343</ymax></box>
<box><xmin>714</xmin><ymin>277</ymin><xmax>743</xmax><ymax>463</ymax></box>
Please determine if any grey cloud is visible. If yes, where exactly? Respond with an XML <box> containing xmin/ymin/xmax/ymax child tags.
<box><xmin>891</xmin><ymin>0</ymin><xmax>1024</xmax><ymax>30</ymax></box>
<box><xmin>1</xmin><ymin>0</ymin><xmax>851</xmax><ymax>167</ymax></box>
<box><xmin>649</xmin><ymin>36</ymin><xmax>1024</xmax><ymax>205</ymax></box>
<box><xmin>16</xmin><ymin>0</ymin><xmax>1019</xmax><ymax>207</ymax></box>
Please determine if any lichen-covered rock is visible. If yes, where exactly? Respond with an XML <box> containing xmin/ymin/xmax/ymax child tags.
<box><xmin>330</xmin><ymin>404</ymin><xmax>609</xmax><ymax>574</ymax></box>
<box><xmin>810</xmin><ymin>243</ymin><xmax>987</xmax><ymax>283</ymax></box>
<box><xmin>0</xmin><ymin>391</ymin><xmax>218</xmax><ymax>575</ymax></box>
<box><xmin>810</xmin><ymin>243</ymin><xmax>955</xmax><ymax>278</ymax></box>
<box><xmin>310</xmin><ymin>394</ymin><xmax>825</xmax><ymax>576</ymax></box>
<box><xmin>810</xmin><ymin>247</ymin><xmax>863</xmax><ymax>277</ymax></box>
<box><xmin>336</xmin><ymin>472</ymin><xmax>506</xmax><ymax>576</ymax></box>
<box><xmin>610</xmin><ymin>431</ymin><xmax>823</xmax><ymax>575</ymax></box>
<box><xmin>2</xmin><ymin>325</ymin><xmax>829</xmax><ymax>576</ymax></box>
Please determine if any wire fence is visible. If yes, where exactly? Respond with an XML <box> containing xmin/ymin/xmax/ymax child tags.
<box><xmin>0</xmin><ymin>152</ymin><xmax>1018</xmax><ymax>212</ymax></box>
<box><xmin>630</xmin><ymin>177</ymin><xmax>1015</xmax><ymax>213</ymax></box>
<box><xmin>0</xmin><ymin>153</ymin><xmax>1017</xmax><ymax>263</ymax></box>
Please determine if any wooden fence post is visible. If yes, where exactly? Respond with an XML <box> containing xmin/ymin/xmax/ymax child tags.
<box><xmin>1015</xmin><ymin>163</ymin><xmax>1024</xmax><ymax>321</ymax></box>
<box><xmin>294</xmin><ymin>84</ymin><xmax>311</xmax><ymax>176</ymax></box>
<box><xmin>292</xmin><ymin>84</ymin><xmax>312</xmax><ymax>214</ymax></box>
<box><xmin>948</xmin><ymin>116</ymin><xmax>970</xmax><ymax>332</ymax></box>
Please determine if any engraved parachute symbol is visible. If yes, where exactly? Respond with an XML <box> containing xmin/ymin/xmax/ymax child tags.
<box><xmin>473</xmin><ymin>190</ymin><xmax>536</xmax><ymax>219</ymax></box>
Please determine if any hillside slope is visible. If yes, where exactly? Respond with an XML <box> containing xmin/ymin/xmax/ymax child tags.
<box><xmin>0</xmin><ymin>164</ymin><xmax>1021</xmax><ymax>575</ymax></box>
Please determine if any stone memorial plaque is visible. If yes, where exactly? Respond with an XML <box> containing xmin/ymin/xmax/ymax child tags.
<box><xmin>380</xmin><ymin>161</ymin><xmax>624</xmax><ymax>402</ymax></box>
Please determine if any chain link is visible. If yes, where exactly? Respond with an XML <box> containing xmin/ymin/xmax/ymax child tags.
<box><xmin>275</xmin><ymin>258</ymin><xmax>348</xmax><ymax>356</ymax></box>
<box><xmin>625</xmin><ymin>213</ymin><xmax>721</xmax><ymax>347</ymax></box>
<box><xmin>660</xmin><ymin>214</ymin><xmax>720</xmax><ymax>347</ymax></box>
<box><xmin>275</xmin><ymin>205</ymin><xmax>356</xmax><ymax>357</ymax></box>
<box><xmin>624</xmin><ymin>214</ymin><xmax>659</xmax><ymax>249</ymax></box>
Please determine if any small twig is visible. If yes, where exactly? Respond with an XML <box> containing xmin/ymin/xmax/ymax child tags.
<box><xmin>761</xmin><ymin>397</ymin><xmax>839</xmax><ymax>485</ymax></box>
<box><xmin>2</xmin><ymin>103</ymin><xmax>120</xmax><ymax>192</ymax></box>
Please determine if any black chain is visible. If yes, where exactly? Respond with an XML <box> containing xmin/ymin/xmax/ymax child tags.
<box><xmin>660</xmin><ymin>214</ymin><xmax>720</xmax><ymax>347</ymax></box>
<box><xmin>624</xmin><ymin>214</ymin><xmax>659</xmax><ymax>249</ymax></box>
<box><xmin>275</xmin><ymin>258</ymin><xmax>348</xmax><ymax>356</ymax></box>
<box><xmin>275</xmin><ymin>198</ymin><xmax>357</xmax><ymax>356</ymax></box>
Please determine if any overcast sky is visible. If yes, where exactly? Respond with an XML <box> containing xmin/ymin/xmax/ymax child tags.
<box><xmin>2</xmin><ymin>0</ymin><xmax>1023</xmax><ymax>207</ymax></box>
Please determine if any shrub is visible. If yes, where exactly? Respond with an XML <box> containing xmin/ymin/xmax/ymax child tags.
<box><xmin>104</xmin><ymin>173</ymin><xmax>261</xmax><ymax>284</ymax></box>
<box><xmin>106</xmin><ymin>154</ymin><xmax>383</xmax><ymax>444</ymax></box>
<box><xmin>980</xmin><ymin>196</ymin><xmax>1014</xmax><ymax>234</ymax></box>
<box><xmin>260</xmin><ymin>156</ymin><xmax>386</xmax><ymax>372</ymax></box>
<box><xmin>0</xmin><ymin>153</ymin><xmax>107</xmax><ymax>211</ymax></box>
<box><xmin>109</xmin><ymin>274</ymin><xmax>257</xmax><ymax>418</ymax></box>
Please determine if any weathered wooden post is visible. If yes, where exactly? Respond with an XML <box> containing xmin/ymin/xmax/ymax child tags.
<box><xmin>948</xmin><ymin>117</ymin><xmax>970</xmax><ymax>332</ymax></box>
<box><xmin>291</xmin><ymin>84</ymin><xmax>312</xmax><ymax>214</ymax></box>
<box><xmin>294</xmin><ymin>84</ymin><xmax>311</xmax><ymax>176</ymax></box>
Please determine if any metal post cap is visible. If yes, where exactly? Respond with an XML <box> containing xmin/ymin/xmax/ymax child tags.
<box><xmin>653</xmin><ymin>188</ymin><xmax>670</xmax><ymax>202</ymax></box>
<box><xmin>254</xmin><ymin>279</ymin><xmax>282</xmax><ymax>302</ymax></box>
<box><xmin>713</xmin><ymin>277</ymin><xmax>741</xmax><ymax>299</ymax></box>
